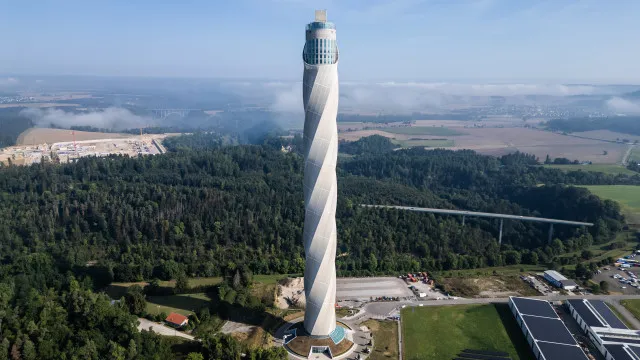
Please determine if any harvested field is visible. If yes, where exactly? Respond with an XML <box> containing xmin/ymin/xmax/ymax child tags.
<box><xmin>379</xmin><ymin>126</ymin><xmax>464</xmax><ymax>136</ymax></box>
<box><xmin>17</xmin><ymin>127</ymin><xmax>133</xmax><ymax>145</ymax></box>
<box><xmin>339</xmin><ymin>122</ymin><xmax>629</xmax><ymax>163</ymax></box>
<box><xmin>392</xmin><ymin>139</ymin><xmax>454</xmax><ymax>148</ymax></box>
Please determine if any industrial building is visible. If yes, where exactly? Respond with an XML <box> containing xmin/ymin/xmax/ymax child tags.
<box><xmin>566</xmin><ymin>299</ymin><xmax>640</xmax><ymax>360</ymax></box>
<box><xmin>543</xmin><ymin>270</ymin><xmax>578</xmax><ymax>290</ymax></box>
<box><xmin>509</xmin><ymin>297</ymin><xmax>588</xmax><ymax>360</ymax></box>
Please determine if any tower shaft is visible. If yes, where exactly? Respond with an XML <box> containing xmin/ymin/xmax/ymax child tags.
<box><xmin>302</xmin><ymin>10</ymin><xmax>339</xmax><ymax>337</ymax></box>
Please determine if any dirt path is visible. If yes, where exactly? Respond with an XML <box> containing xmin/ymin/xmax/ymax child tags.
<box><xmin>137</xmin><ymin>318</ymin><xmax>195</xmax><ymax>340</ymax></box>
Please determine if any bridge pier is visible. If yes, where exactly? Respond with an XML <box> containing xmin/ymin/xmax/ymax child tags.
<box><xmin>499</xmin><ymin>219</ymin><xmax>503</xmax><ymax>245</ymax></box>
<box><xmin>548</xmin><ymin>223</ymin><xmax>554</xmax><ymax>244</ymax></box>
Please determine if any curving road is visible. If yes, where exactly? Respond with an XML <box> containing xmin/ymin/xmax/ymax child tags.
<box><xmin>622</xmin><ymin>145</ymin><xmax>636</xmax><ymax>166</ymax></box>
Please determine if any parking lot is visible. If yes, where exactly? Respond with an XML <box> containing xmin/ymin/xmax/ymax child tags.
<box><xmin>593</xmin><ymin>266</ymin><xmax>640</xmax><ymax>295</ymax></box>
<box><xmin>336</xmin><ymin>277</ymin><xmax>415</xmax><ymax>301</ymax></box>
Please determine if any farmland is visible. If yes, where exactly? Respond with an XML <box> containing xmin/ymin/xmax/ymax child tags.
<box><xmin>16</xmin><ymin>127</ymin><xmax>133</xmax><ymax>145</ymax></box>
<box><xmin>379</xmin><ymin>126</ymin><xmax>464</xmax><ymax>136</ymax></box>
<box><xmin>337</xmin><ymin>120</ymin><xmax>629</xmax><ymax>163</ymax></box>
<box><xmin>583</xmin><ymin>185</ymin><xmax>640</xmax><ymax>225</ymax></box>
<box><xmin>401</xmin><ymin>304</ymin><xmax>533</xmax><ymax>360</ymax></box>
<box><xmin>391</xmin><ymin>139</ymin><xmax>454</xmax><ymax>148</ymax></box>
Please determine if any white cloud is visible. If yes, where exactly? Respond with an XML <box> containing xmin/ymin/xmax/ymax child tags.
<box><xmin>21</xmin><ymin>107</ymin><xmax>150</xmax><ymax>130</ymax></box>
<box><xmin>0</xmin><ymin>77</ymin><xmax>20</xmax><ymax>87</ymax></box>
<box><xmin>607</xmin><ymin>97</ymin><xmax>640</xmax><ymax>115</ymax></box>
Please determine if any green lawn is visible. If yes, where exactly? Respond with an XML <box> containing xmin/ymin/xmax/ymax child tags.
<box><xmin>145</xmin><ymin>293</ymin><xmax>212</xmax><ymax>316</ymax></box>
<box><xmin>543</xmin><ymin>164</ymin><xmax>638</xmax><ymax>176</ymax></box>
<box><xmin>401</xmin><ymin>304</ymin><xmax>533</xmax><ymax>360</ymax></box>
<box><xmin>583</xmin><ymin>185</ymin><xmax>640</xmax><ymax>225</ymax></box>
<box><xmin>620</xmin><ymin>300</ymin><xmax>640</xmax><ymax>324</ymax></box>
<box><xmin>364</xmin><ymin>320</ymin><xmax>399</xmax><ymax>360</ymax></box>
<box><xmin>391</xmin><ymin>139</ymin><xmax>454</xmax><ymax>148</ymax></box>
<box><xmin>380</xmin><ymin>126</ymin><xmax>464</xmax><ymax>136</ymax></box>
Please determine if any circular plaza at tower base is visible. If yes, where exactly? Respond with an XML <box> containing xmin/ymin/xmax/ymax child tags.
<box><xmin>283</xmin><ymin>320</ymin><xmax>355</xmax><ymax>359</ymax></box>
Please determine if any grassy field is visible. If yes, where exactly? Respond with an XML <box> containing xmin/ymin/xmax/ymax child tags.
<box><xmin>363</xmin><ymin>320</ymin><xmax>398</xmax><ymax>360</ymax></box>
<box><xmin>620</xmin><ymin>300</ymin><xmax>640</xmax><ymax>323</ymax></box>
<box><xmin>145</xmin><ymin>293</ymin><xmax>212</xmax><ymax>316</ymax></box>
<box><xmin>380</xmin><ymin>126</ymin><xmax>464</xmax><ymax>136</ymax></box>
<box><xmin>583</xmin><ymin>185</ymin><xmax>640</xmax><ymax>225</ymax></box>
<box><xmin>401</xmin><ymin>304</ymin><xmax>533</xmax><ymax>360</ymax></box>
<box><xmin>391</xmin><ymin>139</ymin><xmax>454</xmax><ymax>148</ymax></box>
<box><xmin>543</xmin><ymin>164</ymin><xmax>638</xmax><ymax>176</ymax></box>
<box><xmin>439</xmin><ymin>264</ymin><xmax>546</xmax><ymax>278</ymax></box>
<box><xmin>630</xmin><ymin>148</ymin><xmax>640</xmax><ymax>163</ymax></box>
<box><xmin>558</xmin><ymin>232</ymin><xmax>637</xmax><ymax>270</ymax></box>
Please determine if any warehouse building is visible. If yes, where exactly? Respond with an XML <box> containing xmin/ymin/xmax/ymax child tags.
<box><xmin>509</xmin><ymin>297</ymin><xmax>588</xmax><ymax>360</ymax></box>
<box><xmin>566</xmin><ymin>298</ymin><xmax>640</xmax><ymax>360</ymax></box>
<box><xmin>543</xmin><ymin>270</ymin><xmax>578</xmax><ymax>290</ymax></box>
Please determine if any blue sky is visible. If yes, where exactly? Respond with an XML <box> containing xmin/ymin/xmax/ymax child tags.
<box><xmin>1</xmin><ymin>0</ymin><xmax>638</xmax><ymax>83</ymax></box>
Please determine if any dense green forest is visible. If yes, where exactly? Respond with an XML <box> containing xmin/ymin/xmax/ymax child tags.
<box><xmin>546</xmin><ymin>116</ymin><xmax>640</xmax><ymax>137</ymax></box>
<box><xmin>0</xmin><ymin>134</ymin><xmax>634</xmax><ymax>282</ymax></box>
<box><xmin>0</xmin><ymin>108</ymin><xmax>33</xmax><ymax>147</ymax></box>
<box><xmin>0</xmin><ymin>132</ymin><xmax>637</xmax><ymax>358</ymax></box>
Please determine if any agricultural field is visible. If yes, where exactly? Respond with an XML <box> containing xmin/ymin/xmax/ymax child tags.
<box><xmin>391</xmin><ymin>139</ymin><xmax>454</xmax><ymax>148</ymax></box>
<box><xmin>337</xmin><ymin>121</ymin><xmax>628</xmax><ymax>163</ymax></box>
<box><xmin>401</xmin><ymin>304</ymin><xmax>533</xmax><ymax>360</ymax></box>
<box><xmin>380</xmin><ymin>126</ymin><xmax>464</xmax><ymax>136</ymax></box>
<box><xmin>543</xmin><ymin>164</ymin><xmax>638</xmax><ymax>176</ymax></box>
<box><xmin>16</xmin><ymin>127</ymin><xmax>133</xmax><ymax>145</ymax></box>
<box><xmin>583</xmin><ymin>185</ymin><xmax>640</xmax><ymax>225</ymax></box>
<box><xmin>363</xmin><ymin>320</ymin><xmax>399</xmax><ymax>360</ymax></box>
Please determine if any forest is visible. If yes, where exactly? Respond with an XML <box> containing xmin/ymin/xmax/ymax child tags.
<box><xmin>0</xmin><ymin>108</ymin><xmax>33</xmax><ymax>147</ymax></box>
<box><xmin>546</xmin><ymin>116</ymin><xmax>640</xmax><ymax>137</ymax></box>
<box><xmin>0</xmin><ymin>132</ymin><xmax>637</xmax><ymax>358</ymax></box>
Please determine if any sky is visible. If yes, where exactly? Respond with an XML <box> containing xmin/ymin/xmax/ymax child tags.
<box><xmin>1</xmin><ymin>0</ymin><xmax>639</xmax><ymax>83</ymax></box>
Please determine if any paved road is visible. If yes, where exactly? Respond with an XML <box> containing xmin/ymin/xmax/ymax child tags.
<box><xmin>137</xmin><ymin>318</ymin><xmax>195</xmax><ymax>340</ymax></box>
<box><xmin>622</xmin><ymin>144</ymin><xmax>636</xmax><ymax>165</ymax></box>
<box><xmin>364</xmin><ymin>294</ymin><xmax>640</xmax><ymax>318</ymax></box>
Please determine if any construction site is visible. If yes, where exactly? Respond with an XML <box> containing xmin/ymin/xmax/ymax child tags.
<box><xmin>0</xmin><ymin>130</ymin><xmax>170</xmax><ymax>166</ymax></box>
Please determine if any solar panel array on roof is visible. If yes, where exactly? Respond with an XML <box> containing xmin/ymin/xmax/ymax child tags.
<box><xmin>455</xmin><ymin>349</ymin><xmax>511</xmax><ymax>360</ymax></box>
<box><xmin>566</xmin><ymin>299</ymin><xmax>605</xmax><ymax>327</ymax></box>
<box><xmin>511</xmin><ymin>297</ymin><xmax>558</xmax><ymax>318</ymax></box>
<box><xmin>591</xmin><ymin>300</ymin><xmax>628</xmax><ymax>329</ymax></box>
<box><xmin>629</xmin><ymin>345</ymin><xmax>640</xmax><ymax>358</ymax></box>
<box><xmin>605</xmin><ymin>344</ymin><xmax>636</xmax><ymax>360</ymax></box>
<box><xmin>509</xmin><ymin>297</ymin><xmax>589</xmax><ymax>360</ymax></box>
<box><xmin>462</xmin><ymin>349</ymin><xmax>509</xmax><ymax>357</ymax></box>
<box><xmin>521</xmin><ymin>315</ymin><xmax>577</xmax><ymax>344</ymax></box>
<box><xmin>536</xmin><ymin>342</ymin><xmax>590</xmax><ymax>360</ymax></box>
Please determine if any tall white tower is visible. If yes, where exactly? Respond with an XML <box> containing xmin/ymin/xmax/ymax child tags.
<box><xmin>302</xmin><ymin>9</ymin><xmax>339</xmax><ymax>336</ymax></box>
